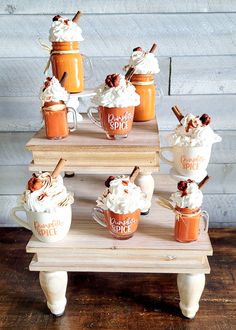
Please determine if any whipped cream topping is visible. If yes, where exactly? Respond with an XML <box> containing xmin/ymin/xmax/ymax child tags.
<box><xmin>170</xmin><ymin>181</ymin><xmax>203</xmax><ymax>209</ymax></box>
<box><xmin>128</xmin><ymin>50</ymin><xmax>160</xmax><ymax>74</ymax></box>
<box><xmin>92</xmin><ymin>74</ymin><xmax>140</xmax><ymax>108</ymax></box>
<box><xmin>40</xmin><ymin>77</ymin><xmax>68</xmax><ymax>107</ymax></box>
<box><xmin>168</xmin><ymin>113</ymin><xmax>222</xmax><ymax>147</ymax></box>
<box><xmin>49</xmin><ymin>16</ymin><xmax>83</xmax><ymax>42</ymax></box>
<box><xmin>22</xmin><ymin>173</ymin><xmax>74</xmax><ymax>213</ymax></box>
<box><xmin>96</xmin><ymin>176</ymin><xmax>150</xmax><ymax>214</ymax></box>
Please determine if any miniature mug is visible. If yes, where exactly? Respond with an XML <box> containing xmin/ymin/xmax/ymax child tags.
<box><xmin>174</xmin><ymin>207</ymin><xmax>209</xmax><ymax>243</ymax></box>
<box><xmin>160</xmin><ymin>145</ymin><xmax>212</xmax><ymax>180</ymax></box>
<box><xmin>87</xmin><ymin>106</ymin><xmax>135</xmax><ymax>140</ymax></box>
<box><xmin>11</xmin><ymin>205</ymin><xmax>72</xmax><ymax>243</ymax></box>
<box><xmin>92</xmin><ymin>207</ymin><xmax>140</xmax><ymax>239</ymax></box>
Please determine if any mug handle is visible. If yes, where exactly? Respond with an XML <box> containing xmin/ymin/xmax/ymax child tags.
<box><xmin>159</xmin><ymin>147</ymin><xmax>174</xmax><ymax>166</ymax></box>
<box><xmin>92</xmin><ymin>207</ymin><xmax>107</xmax><ymax>227</ymax></box>
<box><xmin>156</xmin><ymin>85</ymin><xmax>164</xmax><ymax>108</ymax></box>
<box><xmin>87</xmin><ymin>107</ymin><xmax>102</xmax><ymax>128</ymax></box>
<box><xmin>11</xmin><ymin>206</ymin><xmax>31</xmax><ymax>230</ymax></box>
<box><xmin>82</xmin><ymin>54</ymin><xmax>93</xmax><ymax>81</ymax></box>
<box><xmin>201</xmin><ymin>210</ymin><xmax>209</xmax><ymax>233</ymax></box>
<box><xmin>67</xmin><ymin>107</ymin><xmax>77</xmax><ymax>132</ymax></box>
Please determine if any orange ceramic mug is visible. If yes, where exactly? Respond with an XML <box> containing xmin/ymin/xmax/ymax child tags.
<box><xmin>131</xmin><ymin>74</ymin><xmax>163</xmax><ymax>122</ymax></box>
<box><xmin>92</xmin><ymin>207</ymin><xmax>140</xmax><ymax>239</ymax></box>
<box><xmin>50</xmin><ymin>41</ymin><xmax>92</xmax><ymax>93</ymax></box>
<box><xmin>87</xmin><ymin>106</ymin><xmax>135</xmax><ymax>140</ymax></box>
<box><xmin>174</xmin><ymin>206</ymin><xmax>209</xmax><ymax>243</ymax></box>
<box><xmin>42</xmin><ymin>103</ymin><xmax>77</xmax><ymax>139</ymax></box>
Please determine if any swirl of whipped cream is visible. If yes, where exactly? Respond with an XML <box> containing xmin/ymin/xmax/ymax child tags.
<box><xmin>96</xmin><ymin>176</ymin><xmax>150</xmax><ymax>214</ymax></box>
<box><xmin>49</xmin><ymin>16</ymin><xmax>83</xmax><ymax>42</ymax></box>
<box><xmin>92</xmin><ymin>74</ymin><xmax>140</xmax><ymax>108</ymax></box>
<box><xmin>170</xmin><ymin>181</ymin><xmax>203</xmax><ymax>209</ymax></box>
<box><xmin>40</xmin><ymin>77</ymin><xmax>68</xmax><ymax>106</ymax></box>
<box><xmin>128</xmin><ymin>50</ymin><xmax>160</xmax><ymax>74</ymax></box>
<box><xmin>22</xmin><ymin>173</ymin><xmax>74</xmax><ymax>213</ymax></box>
<box><xmin>168</xmin><ymin>113</ymin><xmax>222</xmax><ymax>147</ymax></box>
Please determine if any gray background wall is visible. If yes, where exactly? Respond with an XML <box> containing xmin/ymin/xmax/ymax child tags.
<box><xmin>0</xmin><ymin>0</ymin><xmax>235</xmax><ymax>227</ymax></box>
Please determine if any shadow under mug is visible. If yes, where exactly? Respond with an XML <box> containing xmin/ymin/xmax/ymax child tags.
<box><xmin>11</xmin><ymin>205</ymin><xmax>72</xmax><ymax>243</ymax></box>
<box><xmin>92</xmin><ymin>207</ymin><xmax>140</xmax><ymax>239</ymax></box>
<box><xmin>160</xmin><ymin>145</ymin><xmax>212</xmax><ymax>180</ymax></box>
<box><xmin>87</xmin><ymin>106</ymin><xmax>135</xmax><ymax>140</ymax></box>
<box><xmin>174</xmin><ymin>207</ymin><xmax>209</xmax><ymax>243</ymax></box>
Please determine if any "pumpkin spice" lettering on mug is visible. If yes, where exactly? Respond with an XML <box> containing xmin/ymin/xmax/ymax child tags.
<box><xmin>107</xmin><ymin>112</ymin><xmax>133</xmax><ymax>130</ymax></box>
<box><xmin>34</xmin><ymin>219</ymin><xmax>64</xmax><ymax>237</ymax></box>
<box><xmin>109</xmin><ymin>217</ymin><xmax>137</xmax><ymax>234</ymax></box>
<box><xmin>181</xmin><ymin>155</ymin><xmax>206</xmax><ymax>170</ymax></box>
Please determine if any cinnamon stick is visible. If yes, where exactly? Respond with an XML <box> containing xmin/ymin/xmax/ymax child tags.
<box><xmin>149</xmin><ymin>43</ymin><xmax>157</xmax><ymax>53</ymax></box>
<box><xmin>59</xmin><ymin>72</ymin><xmax>68</xmax><ymax>87</ymax></box>
<box><xmin>51</xmin><ymin>158</ymin><xmax>67</xmax><ymax>178</ymax></box>
<box><xmin>125</xmin><ymin>67</ymin><xmax>135</xmax><ymax>81</ymax></box>
<box><xmin>198</xmin><ymin>175</ymin><xmax>210</xmax><ymax>189</ymax></box>
<box><xmin>171</xmin><ymin>105</ymin><xmax>184</xmax><ymax>123</ymax></box>
<box><xmin>129</xmin><ymin>166</ymin><xmax>140</xmax><ymax>183</ymax></box>
<box><xmin>72</xmin><ymin>11</ymin><xmax>82</xmax><ymax>23</ymax></box>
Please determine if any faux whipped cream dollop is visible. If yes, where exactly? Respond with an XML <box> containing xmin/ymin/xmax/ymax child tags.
<box><xmin>128</xmin><ymin>50</ymin><xmax>160</xmax><ymax>74</ymax></box>
<box><xmin>40</xmin><ymin>77</ymin><xmax>68</xmax><ymax>107</ymax></box>
<box><xmin>92</xmin><ymin>74</ymin><xmax>140</xmax><ymax>108</ymax></box>
<box><xmin>168</xmin><ymin>113</ymin><xmax>222</xmax><ymax>147</ymax></box>
<box><xmin>21</xmin><ymin>173</ymin><xmax>74</xmax><ymax>213</ymax></box>
<box><xmin>96</xmin><ymin>176</ymin><xmax>149</xmax><ymax>214</ymax></box>
<box><xmin>49</xmin><ymin>16</ymin><xmax>83</xmax><ymax>42</ymax></box>
<box><xmin>170</xmin><ymin>181</ymin><xmax>203</xmax><ymax>209</ymax></box>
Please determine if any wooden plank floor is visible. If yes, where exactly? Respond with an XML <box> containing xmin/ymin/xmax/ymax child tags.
<box><xmin>0</xmin><ymin>228</ymin><xmax>235</xmax><ymax>330</ymax></box>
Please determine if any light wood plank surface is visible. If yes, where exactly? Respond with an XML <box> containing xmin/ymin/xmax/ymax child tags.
<box><xmin>26</xmin><ymin>175</ymin><xmax>212</xmax><ymax>260</ymax></box>
<box><xmin>0</xmin><ymin>130</ymin><xmax>234</xmax><ymax>165</ymax></box>
<box><xmin>0</xmin><ymin>57</ymin><xmax>169</xmax><ymax>97</ymax></box>
<box><xmin>1</xmin><ymin>14</ymin><xmax>236</xmax><ymax>57</ymax></box>
<box><xmin>1</xmin><ymin>0</ymin><xmax>236</xmax><ymax>14</ymax></box>
<box><xmin>1</xmin><ymin>95</ymin><xmax>235</xmax><ymax>132</ymax></box>
<box><xmin>171</xmin><ymin>56</ymin><xmax>236</xmax><ymax>95</ymax></box>
<box><xmin>26</xmin><ymin>118</ymin><xmax>160</xmax><ymax>151</ymax></box>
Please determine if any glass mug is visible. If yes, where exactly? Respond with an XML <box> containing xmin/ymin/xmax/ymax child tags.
<box><xmin>92</xmin><ymin>207</ymin><xmax>140</xmax><ymax>239</ymax></box>
<box><xmin>11</xmin><ymin>205</ymin><xmax>72</xmax><ymax>243</ymax></box>
<box><xmin>131</xmin><ymin>74</ymin><xmax>163</xmax><ymax>122</ymax></box>
<box><xmin>87</xmin><ymin>106</ymin><xmax>135</xmax><ymax>140</ymax></box>
<box><xmin>50</xmin><ymin>41</ymin><xmax>93</xmax><ymax>93</ymax></box>
<box><xmin>174</xmin><ymin>206</ymin><xmax>209</xmax><ymax>243</ymax></box>
<box><xmin>42</xmin><ymin>103</ymin><xmax>77</xmax><ymax>139</ymax></box>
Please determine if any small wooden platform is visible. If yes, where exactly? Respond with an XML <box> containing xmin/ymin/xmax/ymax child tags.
<box><xmin>26</xmin><ymin>117</ymin><xmax>160</xmax><ymax>174</ymax></box>
<box><xmin>26</xmin><ymin>175</ymin><xmax>212</xmax><ymax>274</ymax></box>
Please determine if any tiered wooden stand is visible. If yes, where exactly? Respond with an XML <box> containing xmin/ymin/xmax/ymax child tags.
<box><xmin>25</xmin><ymin>117</ymin><xmax>212</xmax><ymax>318</ymax></box>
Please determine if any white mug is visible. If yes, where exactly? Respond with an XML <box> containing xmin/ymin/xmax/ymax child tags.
<box><xmin>11</xmin><ymin>206</ymin><xmax>72</xmax><ymax>243</ymax></box>
<box><xmin>160</xmin><ymin>145</ymin><xmax>212</xmax><ymax>180</ymax></box>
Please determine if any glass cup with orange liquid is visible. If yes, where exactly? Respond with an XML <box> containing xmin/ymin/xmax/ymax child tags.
<box><xmin>42</xmin><ymin>101</ymin><xmax>77</xmax><ymax>139</ymax></box>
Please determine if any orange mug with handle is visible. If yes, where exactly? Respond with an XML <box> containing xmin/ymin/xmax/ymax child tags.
<box><xmin>131</xmin><ymin>74</ymin><xmax>163</xmax><ymax>121</ymax></box>
<box><xmin>50</xmin><ymin>41</ymin><xmax>92</xmax><ymax>93</ymax></box>
<box><xmin>174</xmin><ymin>206</ymin><xmax>209</xmax><ymax>242</ymax></box>
<box><xmin>87</xmin><ymin>105</ymin><xmax>135</xmax><ymax>140</ymax></box>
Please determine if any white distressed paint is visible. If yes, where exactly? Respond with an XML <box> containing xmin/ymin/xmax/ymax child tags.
<box><xmin>171</xmin><ymin>56</ymin><xmax>236</xmax><ymax>95</ymax></box>
<box><xmin>0</xmin><ymin>14</ymin><xmax>236</xmax><ymax>57</ymax></box>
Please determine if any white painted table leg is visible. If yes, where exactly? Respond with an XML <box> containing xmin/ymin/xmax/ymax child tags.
<box><xmin>135</xmin><ymin>171</ymin><xmax>155</xmax><ymax>214</ymax></box>
<box><xmin>177</xmin><ymin>273</ymin><xmax>205</xmax><ymax>319</ymax></box>
<box><xmin>39</xmin><ymin>271</ymin><xmax>68</xmax><ymax>316</ymax></box>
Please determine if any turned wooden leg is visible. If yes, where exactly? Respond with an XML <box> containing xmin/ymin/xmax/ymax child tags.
<box><xmin>177</xmin><ymin>273</ymin><xmax>205</xmax><ymax>319</ymax></box>
<box><xmin>135</xmin><ymin>171</ymin><xmax>154</xmax><ymax>215</ymax></box>
<box><xmin>39</xmin><ymin>271</ymin><xmax>68</xmax><ymax>316</ymax></box>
